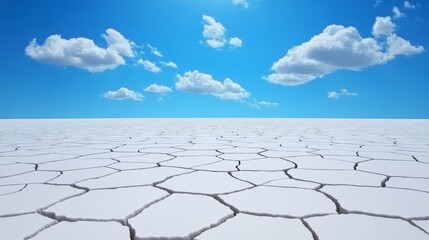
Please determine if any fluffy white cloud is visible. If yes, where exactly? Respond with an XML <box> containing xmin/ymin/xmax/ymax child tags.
<box><xmin>160</xmin><ymin>61</ymin><xmax>178</xmax><ymax>68</ymax></box>
<box><xmin>264</xmin><ymin>17</ymin><xmax>424</xmax><ymax>86</ymax></box>
<box><xmin>404</xmin><ymin>1</ymin><xmax>416</xmax><ymax>9</ymax></box>
<box><xmin>206</xmin><ymin>39</ymin><xmax>226</xmax><ymax>49</ymax></box>
<box><xmin>327</xmin><ymin>91</ymin><xmax>340</xmax><ymax>99</ymax></box>
<box><xmin>144</xmin><ymin>84</ymin><xmax>172</xmax><ymax>94</ymax></box>
<box><xmin>392</xmin><ymin>6</ymin><xmax>406</xmax><ymax>19</ymax></box>
<box><xmin>232</xmin><ymin>0</ymin><xmax>249</xmax><ymax>8</ymax></box>
<box><xmin>386</xmin><ymin>34</ymin><xmax>424</xmax><ymax>56</ymax></box>
<box><xmin>250</xmin><ymin>100</ymin><xmax>279</xmax><ymax>109</ymax></box>
<box><xmin>147</xmin><ymin>44</ymin><xmax>163</xmax><ymax>57</ymax></box>
<box><xmin>25</xmin><ymin>29</ymin><xmax>133</xmax><ymax>72</ymax></box>
<box><xmin>202</xmin><ymin>15</ymin><xmax>227</xmax><ymax>49</ymax></box>
<box><xmin>175</xmin><ymin>70</ymin><xmax>250</xmax><ymax>100</ymax></box>
<box><xmin>202</xmin><ymin>15</ymin><xmax>242</xmax><ymax>50</ymax></box>
<box><xmin>229</xmin><ymin>37</ymin><xmax>243</xmax><ymax>48</ymax></box>
<box><xmin>328</xmin><ymin>89</ymin><xmax>358</xmax><ymax>99</ymax></box>
<box><xmin>372</xmin><ymin>16</ymin><xmax>395</xmax><ymax>36</ymax></box>
<box><xmin>374</xmin><ymin>17</ymin><xmax>423</xmax><ymax>57</ymax></box>
<box><xmin>103</xmin><ymin>87</ymin><xmax>144</xmax><ymax>101</ymax></box>
<box><xmin>103</xmin><ymin>28</ymin><xmax>134</xmax><ymax>57</ymax></box>
<box><xmin>202</xmin><ymin>15</ymin><xmax>226</xmax><ymax>39</ymax></box>
<box><xmin>137</xmin><ymin>59</ymin><xmax>161</xmax><ymax>73</ymax></box>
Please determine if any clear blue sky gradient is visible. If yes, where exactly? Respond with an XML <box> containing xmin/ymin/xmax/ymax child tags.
<box><xmin>0</xmin><ymin>0</ymin><xmax>428</xmax><ymax>118</ymax></box>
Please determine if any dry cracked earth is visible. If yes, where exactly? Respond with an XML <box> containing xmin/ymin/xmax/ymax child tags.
<box><xmin>1</xmin><ymin>119</ymin><xmax>429</xmax><ymax>240</ymax></box>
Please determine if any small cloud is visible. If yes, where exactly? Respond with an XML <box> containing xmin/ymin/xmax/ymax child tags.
<box><xmin>160</xmin><ymin>61</ymin><xmax>178</xmax><ymax>68</ymax></box>
<box><xmin>175</xmin><ymin>70</ymin><xmax>250</xmax><ymax>101</ymax></box>
<box><xmin>249</xmin><ymin>100</ymin><xmax>279</xmax><ymax>109</ymax></box>
<box><xmin>372</xmin><ymin>16</ymin><xmax>395</xmax><ymax>36</ymax></box>
<box><xmin>137</xmin><ymin>59</ymin><xmax>161</xmax><ymax>73</ymax></box>
<box><xmin>392</xmin><ymin>6</ymin><xmax>406</xmax><ymax>19</ymax></box>
<box><xmin>327</xmin><ymin>91</ymin><xmax>340</xmax><ymax>99</ymax></box>
<box><xmin>328</xmin><ymin>89</ymin><xmax>358</xmax><ymax>99</ymax></box>
<box><xmin>25</xmin><ymin>28</ymin><xmax>134</xmax><ymax>72</ymax></box>
<box><xmin>202</xmin><ymin>15</ymin><xmax>227</xmax><ymax>49</ymax></box>
<box><xmin>157</xmin><ymin>97</ymin><xmax>164</xmax><ymax>102</ymax></box>
<box><xmin>147</xmin><ymin>44</ymin><xmax>163</xmax><ymax>57</ymax></box>
<box><xmin>264</xmin><ymin>16</ymin><xmax>424</xmax><ymax>86</ymax></box>
<box><xmin>229</xmin><ymin>37</ymin><xmax>243</xmax><ymax>48</ymax></box>
<box><xmin>144</xmin><ymin>84</ymin><xmax>172</xmax><ymax>94</ymax></box>
<box><xmin>232</xmin><ymin>0</ymin><xmax>249</xmax><ymax>8</ymax></box>
<box><xmin>202</xmin><ymin>15</ymin><xmax>243</xmax><ymax>50</ymax></box>
<box><xmin>404</xmin><ymin>1</ymin><xmax>416</xmax><ymax>9</ymax></box>
<box><xmin>374</xmin><ymin>0</ymin><xmax>383</xmax><ymax>7</ymax></box>
<box><xmin>103</xmin><ymin>87</ymin><xmax>144</xmax><ymax>101</ymax></box>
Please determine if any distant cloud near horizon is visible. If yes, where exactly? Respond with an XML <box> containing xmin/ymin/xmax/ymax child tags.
<box><xmin>176</xmin><ymin>70</ymin><xmax>250</xmax><ymax>100</ymax></box>
<box><xmin>25</xmin><ymin>29</ymin><xmax>134</xmax><ymax>72</ymax></box>
<box><xmin>328</xmin><ymin>89</ymin><xmax>358</xmax><ymax>99</ymax></box>
<box><xmin>249</xmin><ymin>100</ymin><xmax>279</xmax><ymax>109</ymax></box>
<box><xmin>202</xmin><ymin>15</ymin><xmax>243</xmax><ymax>50</ymax></box>
<box><xmin>103</xmin><ymin>87</ymin><xmax>144</xmax><ymax>101</ymax></box>
<box><xmin>264</xmin><ymin>16</ymin><xmax>424</xmax><ymax>86</ymax></box>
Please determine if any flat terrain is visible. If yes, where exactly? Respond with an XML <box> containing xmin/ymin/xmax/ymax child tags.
<box><xmin>1</xmin><ymin>119</ymin><xmax>429</xmax><ymax>240</ymax></box>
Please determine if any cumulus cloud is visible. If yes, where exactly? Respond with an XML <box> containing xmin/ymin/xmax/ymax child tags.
<box><xmin>229</xmin><ymin>37</ymin><xmax>243</xmax><ymax>48</ymax></box>
<box><xmin>147</xmin><ymin>44</ymin><xmax>163</xmax><ymax>57</ymax></box>
<box><xmin>202</xmin><ymin>15</ymin><xmax>243</xmax><ymax>50</ymax></box>
<box><xmin>392</xmin><ymin>6</ymin><xmax>406</xmax><ymax>19</ymax></box>
<box><xmin>404</xmin><ymin>1</ymin><xmax>416</xmax><ymax>9</ymax></box>
<box><xmin>137</xmin><ymin>59</ymin><xmax>161</xmax><ymax>73</ymax></box>
<box><xmin>103</xmin><ymin>87</ymin><xmax>144</xmax><ymax>101</ymax></box>
<box><xmin>386</xmin><ymin>34</ymin><xmax>424</xmax><ymax>56</ymax></box>
<box><xmin>25</xmin><ymin>29</ymin><xmax>134</xmax><ymax>72</ymax></box>
<box><xmin>264</xmin><ymin>17</ymin><xmax>424</xmax><ymax>86</ymax></box>
<box><xmin>175</xmin><ymin>70</ymin><xmax>250</xmax><ymax>100</ymax></box>
<box><xmin>144</xmin><ymin>84</ymin><xmax>172</xmax><ymax>94</ymax></box>
<box><xmin>328</xmin><ymin>89</ymin><xmax>358</xmax><ymax>99</ymax></box>
<box><xmin>249</xmin><ymin>100</ymin><xmax>279</xmax><ymax>109</ymax></box>
<box><xmin>372</xmin><ymin>16</ymin><xmax>395</xmax><ymax>36</ymax></box>
<box><xmin>202</xmin><ymin>15</ymin><xmax>227</xmax><ymax>49</ymax></box>
<box><xmin>232</xmin><ymin>0</ymin><xmax>249</xmax><ymax>8</ymax></box>
<box><xmin>160</xmin><ymin>61</ymin><xmax>178</xmax><ymax>68</ymax></box>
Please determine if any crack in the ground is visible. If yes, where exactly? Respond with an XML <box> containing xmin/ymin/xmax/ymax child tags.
<box><xmin>381</xmin><ymin>176</ymin><xmax>391</xmax><ymax>187</ymax></box>
<box><xmin>343</xmin><ymin>211</ymin><xmax>429</xmax><ymax>232</ymax></box>
<box><xmin>316</xmin><ymin>188</ymin><xmax>347</xmax><ymax>214</ymax></box>
<box><xmin>235</xmin><ymin>160</ymin><xmax>241</xmax><ymax>171</ymax></box>
<box><xmin>227</xmin><ymin>172</ymin><xmax>257</xmax><ymax>187</ymax></box>
<box><xmin>23</xmin><ymin>217</ymin><xmax>58</xmax><ymax>240</ymax></box>
<box><xmin>0</xmin><ymin>184</ymin><xmax>28</xmax><ymax>197</ymax></box>
<box><xmin>301</xmin><ymin>218</ymin><xmax>320</xmax><ymax>240</ymax></box>
<box><xmin>238</xmin><ymin>210</ymin><xmax>333</xmax><ymax>220</ymax></box>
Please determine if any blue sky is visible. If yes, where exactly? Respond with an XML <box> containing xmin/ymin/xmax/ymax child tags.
<box><xmin>0</xmin><ymin>0</ymin><xmax>428</xmax><ymax>118</ymax></box>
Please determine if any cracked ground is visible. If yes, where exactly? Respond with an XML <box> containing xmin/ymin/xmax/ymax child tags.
<box><xmin>1</xmin><ymin>119</ymin><xmax>429</xmax><ymax>240</ymax></box>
